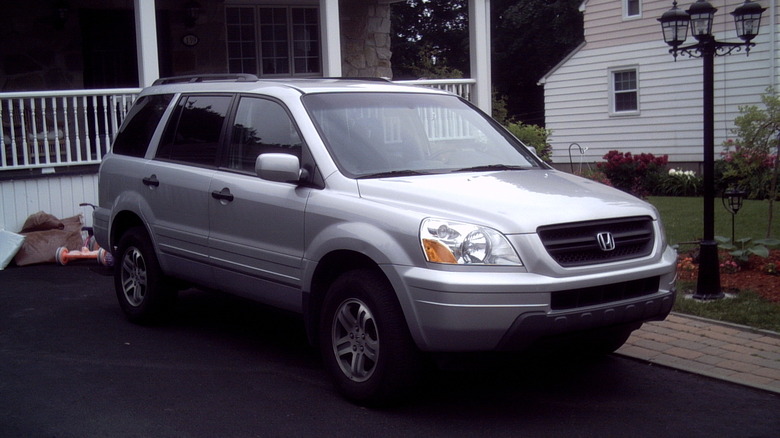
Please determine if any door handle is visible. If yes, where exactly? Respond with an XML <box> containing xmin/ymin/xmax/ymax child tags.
<box><xmin>142</xmin><ymin>175</ymin><xmax>160</xmax><ymax>187</ymax></box>
<box><xmin>211</xmin><ymin>188</ymin><xmax>234</xmax><ymax>202</ymax></box>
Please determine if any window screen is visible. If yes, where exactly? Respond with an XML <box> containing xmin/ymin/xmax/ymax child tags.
<box><xmin>226</xmin><ymin>6</ymin><xmax>321</xmax><ymax>77</ymax></box>
<box><xmin>613</xmin><ymin>70</ymin><xmax>638</xmax><ymax>113</ymax></box>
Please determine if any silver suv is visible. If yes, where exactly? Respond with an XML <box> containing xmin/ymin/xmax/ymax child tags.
<box><xmin>94</xmin><ymin>75</ymin><xmax>677</xmax><ymax>405</ymax></box>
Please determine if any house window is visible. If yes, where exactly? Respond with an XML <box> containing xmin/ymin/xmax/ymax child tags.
<box><xmin>624</xmin><ymin>0</ymin><xmax>641</xmax><ymax>18</ymax></box>
<box><xmin>610</xmin><ymin>68</ymin><xmax>639</xmax><ymax>114</ymax></box>
<box><xmin>226</xmin><ymin>6</ymin><xmax>321</xmax><ymax>77</ymax></box>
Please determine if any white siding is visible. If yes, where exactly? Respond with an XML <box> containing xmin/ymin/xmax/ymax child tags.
<box><xmin>583</xmin><ymin>0</ymin><xmax>758</xmax><ymax>50</ymax></box>
<box><xmin>0</xmin><ymin>173</ymin><xmax>98</xmax><ymax>232</ymax></box>
<box><xmin>543</xmin><ymin>3</ymin><xmax>778</xmax><ymax>166</ymax></box>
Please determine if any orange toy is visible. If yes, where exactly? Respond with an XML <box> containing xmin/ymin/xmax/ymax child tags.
<box><xmin>55</xmin><ymin>246</ymin><xmax>113</xmax><ymax>266</ymax></box>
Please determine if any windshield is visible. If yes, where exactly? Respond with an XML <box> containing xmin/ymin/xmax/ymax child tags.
<box><xmin>303</xmin><ymin>92</ymin><xmax>542</xmax><ymax>178</ymax></box>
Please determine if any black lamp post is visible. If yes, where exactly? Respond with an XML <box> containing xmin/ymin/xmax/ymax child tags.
<box><xmin>722</xmin><ymin>187</ymin><xmax>747</xmax><ymax>242</ymax></box>
<box><xmin>658</xmin><ymin>0</ymin><xmax>766</xmax><ymax>300</ymax></box>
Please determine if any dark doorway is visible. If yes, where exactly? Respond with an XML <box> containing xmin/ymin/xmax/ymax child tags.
<box><xmin>81</xmin><ymin>9</ymin><xmax>138</xmax><ymax>88</ymax></box>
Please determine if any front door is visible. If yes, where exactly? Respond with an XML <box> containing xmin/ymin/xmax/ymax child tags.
<box><xmin>208</xmin><ymin>96</ymin><xmax>307</xmax><ymax>311</ymax></box>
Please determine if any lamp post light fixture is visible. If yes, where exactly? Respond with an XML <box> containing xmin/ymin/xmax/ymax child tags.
<box><xmin>184</xmin><ymin>1</ymin><xmax>202</xmax><ymax>28</ymax></box>
<box><xmin>722</xmin><ymin>187</ymin><xmax>747</xmax><ymax>242</ymax></box>
<box><xmin>658</xmin><ymin>0</ymin><xmax>766</xmax><ymax>300</ymax></box>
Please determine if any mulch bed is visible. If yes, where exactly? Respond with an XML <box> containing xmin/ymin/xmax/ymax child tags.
<box><xmin>677</xmin><ymin>249</ymin><xmax>780</xmax><ymax>302</ymax></box>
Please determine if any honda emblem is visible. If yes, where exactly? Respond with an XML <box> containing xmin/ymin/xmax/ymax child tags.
<box><xmin>596</xmin><ymin>232</ymin><xmax>616</xmax><ymax>252</ymax></box>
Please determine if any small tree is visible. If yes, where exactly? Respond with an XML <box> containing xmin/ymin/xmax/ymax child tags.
<box><xmin>727</xmin><ymin>89</ymin><xmax>780</xmax><ymax>237</ymax></box>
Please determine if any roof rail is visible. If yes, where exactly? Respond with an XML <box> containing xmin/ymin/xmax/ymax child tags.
<box><xmin>152</xmin><ymin>74</ymin><xmax>259</xmax><ymax>85</ymax></box>
<box><xmin>319</xmin><ymin>77</ymin><xmax>392</xmax><ymax>82</ymax></box>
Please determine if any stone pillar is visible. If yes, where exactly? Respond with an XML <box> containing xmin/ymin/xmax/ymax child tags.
<box><xmin>340</xmin><ymin>0</ymin><xmax>393</xmax><ymax>78</ymax></box>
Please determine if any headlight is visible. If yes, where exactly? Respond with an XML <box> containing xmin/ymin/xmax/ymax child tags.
<box><xmin>420</xmin><ymin>218</ymin><xmax>522</xmax><ymax>265</ymax></box>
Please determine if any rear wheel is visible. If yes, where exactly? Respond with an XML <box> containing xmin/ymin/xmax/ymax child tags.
<box><xmin>319</xmin><ymin>269</ymin><xmax>422</xmax><ymax>406</ymax></box>
<box><xmin>114</xmin><ymin>227</ymin><xmax>176</xmax><ymax>324</ymax></box>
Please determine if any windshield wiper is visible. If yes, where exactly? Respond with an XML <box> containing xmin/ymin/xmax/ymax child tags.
<box><xmin>357</xmin><ymin>169</ymin><xmax>428</xmax><ymax>179</ymax></box>
<box><xmin>451</xmin><ymin>164</ymin><xmax>528</xmax><ymax>173</ymax></box>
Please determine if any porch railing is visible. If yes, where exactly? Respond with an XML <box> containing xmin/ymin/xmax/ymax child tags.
<box><xmin>1</xmin><ymin>88</ymin><xmax>141</xmax><ymax>171</ymax></box>
<box><xmin>394</xmin><ymin>78</ymin><xmax>475</xmax><ymax>102</ymax></box>
<box><xmin>0</xmin><ymin>79</ymin><xmax>474</xmax><ymax>173</ymax></box>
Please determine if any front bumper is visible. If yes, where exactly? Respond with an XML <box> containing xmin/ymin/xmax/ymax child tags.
<box><xmin>393</xmin><ymin>247</ymin><xmax>678</xmax><ymax>352</ymax></box>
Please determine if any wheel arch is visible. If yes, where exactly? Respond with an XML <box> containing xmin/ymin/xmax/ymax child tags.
<box><xmin>303</xmin><ymin>250</ymin><xmax>385</xmax><ymax>346</ymax></box>
<box><xmin>110</xmin><ymin>210</ymin><xmax>148</xmax><ymax>252</ymax></box>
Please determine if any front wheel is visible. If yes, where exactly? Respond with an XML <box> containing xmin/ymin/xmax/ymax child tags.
<box><xmin>114</xmin><ymin>227</ymin><xmax>176</xmax><ymax>324</ymax></box>
<box><xmin>319</xmin><ymin>269</ymin><xmax>422</xmax><ymax>406</ymax></box>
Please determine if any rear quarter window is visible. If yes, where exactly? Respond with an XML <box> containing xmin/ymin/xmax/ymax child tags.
<box><xmin>112</xmin><ymin>94</ymin><xmax>174</xmax><ymax>157</ymax></box>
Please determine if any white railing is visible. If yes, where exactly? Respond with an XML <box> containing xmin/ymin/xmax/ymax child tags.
<box><xmin>0</xmin><ymin>88</ymin><xmax>141</xmax><ymax>171</ymax></box>
<box><xmin>0</xmin><ymin>79</ymin><xmax>474</xmax><ymax>172</ymax></box>
<box><xmin>393</xmin><ymin>78</ymin><xmax>475</xmax><ymax>101</ymax></box>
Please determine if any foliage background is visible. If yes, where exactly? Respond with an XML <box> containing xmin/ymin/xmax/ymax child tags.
<box><xmin>391</xmin><ymin>0</ymin><xmax>584</xmax><ymax>126</ymax></box>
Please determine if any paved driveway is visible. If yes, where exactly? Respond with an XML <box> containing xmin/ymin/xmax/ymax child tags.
<box><xmin>1</xmin><ymin>263</ymin><xmax>778</xmax><ymax>438</ymax></box>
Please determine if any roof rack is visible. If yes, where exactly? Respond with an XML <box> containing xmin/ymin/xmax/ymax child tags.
<box><xmin>152</xmin><ymin>74</ymin><xmax>260</xmax><ymax>85</ymax></box>
<box><xmin>319</xmin><ymin>77</ymin><xmax>392</xmax><ymax>82</ymax></box>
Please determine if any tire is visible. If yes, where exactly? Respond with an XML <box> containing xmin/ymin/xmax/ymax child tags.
<box><xmin>114</xmin><ymin>226</ymin><xmax>177</xmax><ymax>324</ymax></box>
<box><xmin>319</xmin><ymin>269</ymin><xmax>422</xmax><ymax>406</ymax></box>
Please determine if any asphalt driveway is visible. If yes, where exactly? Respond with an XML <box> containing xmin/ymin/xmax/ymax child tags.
<box><xmin>1</xmin><ymin>263</ymin><xmax>778</xmax><ymax>438</ymax></box>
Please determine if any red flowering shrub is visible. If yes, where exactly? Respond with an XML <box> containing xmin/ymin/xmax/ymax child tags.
<box><xmin>719</xmin><ymin>139</ymin><xmax>777</xmax><ymax>199</ymax></box>
<box><xmin>597</xmin><ymin>150</ymin><xmax>668</xmax><ymax>197</ymax></box>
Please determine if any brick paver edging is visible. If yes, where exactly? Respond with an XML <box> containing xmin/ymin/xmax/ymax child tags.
<box><xmin>616</xmin><ymin>313</ymin><xmax>780</xmax><ymax>394</ymax></box>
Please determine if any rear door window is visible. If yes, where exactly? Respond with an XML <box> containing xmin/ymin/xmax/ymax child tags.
<box><xmin>156</xmin><ymin>95</ymin><xmax>233</xmax><ymax>166</ymax></box>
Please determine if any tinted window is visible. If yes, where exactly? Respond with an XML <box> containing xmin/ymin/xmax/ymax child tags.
<box><xmin>226</xmin><ymin>97</ymin><xmax>302</xmax><ymax>172</ymax></box>
<box><xmin>112</xmin><ymin>94</ymin><xmax>173</xmax><ymax>157</ymax></box>
<box><xmin>156</xmin><ymin>95</ymin><xmax>232</xmax><ymax>166</ymax></box>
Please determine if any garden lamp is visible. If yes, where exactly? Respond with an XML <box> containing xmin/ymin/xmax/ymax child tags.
<box><xmin>722</xmin><ymin>187</ymin><xmax>747</xmax><ymax>242</ymax></box>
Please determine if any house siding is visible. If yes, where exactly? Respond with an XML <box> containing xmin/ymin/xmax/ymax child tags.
<box><xmin>543</xmin><ymin>0</ymin><xmax>779</xmax><ymax>166</ymax></box>
<box><xmin>1</xmin><ymin>174</ymin><xmax>97</xmax><ymax>232</ymax></box>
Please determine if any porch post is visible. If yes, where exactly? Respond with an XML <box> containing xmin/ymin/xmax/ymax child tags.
<box><xmin>135</xmin><ymin>0</ymin><xmax>160</xmax><ymax>87</ymax></box>
<box><xmin>469</xmin><ymin>0</ymin><xmax>492</xmax><ymax>115</ymax></box>
<box><xmin>321</xmin><ymin>0</ymin><xmax>343</xmax><ymax>77</ymax></box>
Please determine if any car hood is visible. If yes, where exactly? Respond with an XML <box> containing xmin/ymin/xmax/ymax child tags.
<box><xmin>356</xmin><ymin>169</ymin><xmax>658</xmax><ymax>234</ymax></box>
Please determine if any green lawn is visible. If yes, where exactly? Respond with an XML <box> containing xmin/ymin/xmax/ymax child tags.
<box><xmin>646</xmin><ymin>197</ymin><xmax>780</xmax><ymax>332</ymax></box>
<box><xmin>647</xmin><ymin>196</ymin><xmax>780</xmax><ymax>246</ymax></box>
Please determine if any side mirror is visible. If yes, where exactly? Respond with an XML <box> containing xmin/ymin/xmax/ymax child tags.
<box><xmin>256</xmin><ymin>153</ymin><xmax>304</xmax><ymax>184</ymax></box>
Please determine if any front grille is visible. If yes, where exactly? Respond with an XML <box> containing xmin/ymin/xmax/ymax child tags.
<box><xmin>551</xmin><ymin>277</ymin><xmax>661</xmax><ymax>310</ymax></box>
<box><xmin>537</xmin><ymin>216</ymin><xmax>655</xmax><ymax>267</ymax></box>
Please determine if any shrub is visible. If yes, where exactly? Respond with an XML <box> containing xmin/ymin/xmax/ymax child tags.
<box><xmin>504</xmin><ymin>122</ymin><xmax>553</xmax><ymax>163</ymax></box>
<box><xmin>656</xmin><ymin>168</ymin><xmax>703</xmax><ymax>196</ymax></box>
<box><xmin>719</xmin><ymin>90</ymin><xmax>780</xmax><ymax>200</ymax></box>
<box><xmin>719</xmin><ymin>139</ymin><xmax>777</xmax><ymax>199</ymax></box>
<box><xmin>597</xmin><ymin>150</ymin><xmax>668</xmax><ymax>197</ymax></box>
<box><xmin>576</xmin><ymin>168</ymin><xmax>612</xmax><ymax>186</ymax></box>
